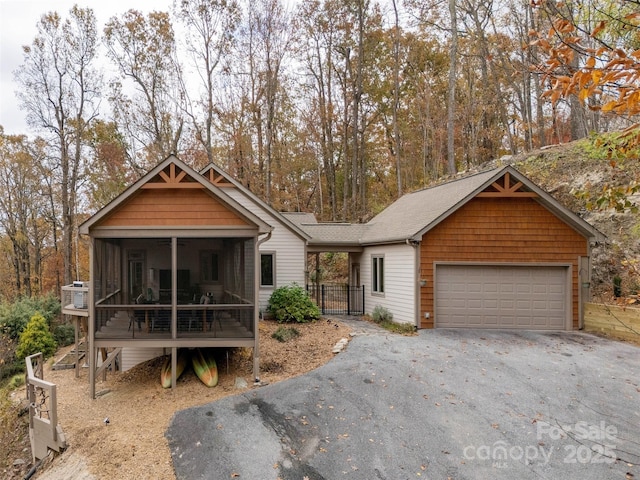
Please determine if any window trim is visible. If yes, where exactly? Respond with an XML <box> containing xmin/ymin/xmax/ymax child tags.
<box><xmin>372</xmin><ymin>254</ymin><xmax>385</xmax><ymax>295</ymax></box>
<box><xmin>260</xmin><ymin>251</ymin><xmax>276</xmax><ymax>288</ymax></box>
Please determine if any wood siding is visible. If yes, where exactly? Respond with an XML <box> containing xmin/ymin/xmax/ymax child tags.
<box><xmin>360</xmin><ymin>243</ymin><xmax>416</xmax><ymax>324</ymax></box>
<box><xmin>223</xmin><ymin>189</ymin><xmax>307</xmax><ymax>310</ymax></box>
<box><xmin>98</xmin><ymin>189</ymin><xmax>249</xmax><ymax>227</ymax></box>
<box><xmin>420</xmin><ymin>197</ymin><xmax>588</xmax><ymax>329</ymax></box>
<box><xmin>121</xmin><ymin>347</ymin><xmax>165</xmax><ymax>372</ymax></box>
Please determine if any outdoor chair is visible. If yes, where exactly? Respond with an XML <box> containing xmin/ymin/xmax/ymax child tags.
<box><xmin>151</xmin><ymin>310</ymin><xmax>170</xmax><ymax>332</ymax></box>
<box><xmin>201</xmin><ymin>293</ymin><xmax>223</xmax><ymax>332</ymax></box>
<box><xmin>129</xmin><ymin>294</ymin><xmax>145</xmax><ymax>332</ymax></box>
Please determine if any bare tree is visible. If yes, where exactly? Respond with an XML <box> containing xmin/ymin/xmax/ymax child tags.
<box><xmin>104</xmin><ymin>9</ymin><xmax>185</xmax><ymax>169</ymax></box>
<box><xmin>174</xmin><ymin>0</ymin><xmax>241</xmax><ymax>165</ymax></box>
<box><xmin>233</xmin><ymin>0</ymin><xmax>292</xmax><ymax>202</ymax></box>
<box><xmin>14</xmin><ymin>6</ymin><xmax>101</xmax><ymax>286</ymax></box>
<box><xmin>296</xmin><ymin>0</ymin><xmax>341</xmax><ymax>219</ymax></box>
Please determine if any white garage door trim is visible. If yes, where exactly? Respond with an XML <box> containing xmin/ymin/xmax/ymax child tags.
<box><xmin>434</xmin><ymin>263</ymin><xmax>572</xmax><ymax>330</ymax></box>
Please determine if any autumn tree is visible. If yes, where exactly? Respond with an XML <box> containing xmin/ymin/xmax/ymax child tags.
<box><xmin>239</xmin><ymin>0</ymin><xmax>293</xmax><ymax>203</ymax></box>
<box><xmin>391</xmin><ymin>0</ymin><xmax>402</xmax><ymax>196</ymax></box>
<box><xmin>86</xmin><ymin>120</ymin><xmax>133</xmax><ymax>210</ymax></box>
<box><xmin>104</xmin><ymin>9</ymin><xmax>186</xmax><ymax>170</ymax></box>
<box><xmin>530</xmin><ymin>0</ymin><xmax>640</xmax><ymax>210</ymax></box>
<box><xmin>380</xmin><ymin>25</ymin><xmax>449</xmax><ymax>183</ymax></box>
<box><xmin>0</xmin><ymin>132</ymin><xmax>37</xmax><ymax>297</ymax></box>
<box><xmin>14</xmin><ymin>6</ymin><xmax>101</xmax><ymax>287</ymax></box>
<box><xmin>530</xmin><ymin>0</ymin><xmax>640</xmax><ymax>140</ymax></box>
<box><xmin>0</xmin><ymin>131</ymin><xmax>55</xmax><ymax>299</ymax></box>
<box><xmin>446</xmin><ymin>0</ymin><xmax>459</xmax><ymax>174</ymax></box>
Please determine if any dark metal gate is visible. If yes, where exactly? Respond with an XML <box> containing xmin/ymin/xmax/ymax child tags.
<box><xmin>306</xmin><ymin>284</ymin><xmax>364</xmax><ymax>315</ymax></box>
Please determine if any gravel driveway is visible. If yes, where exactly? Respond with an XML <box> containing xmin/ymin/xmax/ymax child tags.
<box><xmin>166</xmin><ymin>321</ymin><xmax>640</xmax><ymax>479</ymax></box>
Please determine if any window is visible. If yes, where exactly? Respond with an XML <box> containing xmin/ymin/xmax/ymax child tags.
<box><xmin>200</xmin><ymin>251</ymin><xmax>220</xmax><ymax>283</ymax></box>
<box><xmin>260</xmin><ymin>252</ymin><xmax>275</xmax><ymax>287</ymax></box>
<box><xmin>372</xmin><ymin>255</ymin><xmax>384</xmax><ymax>294</ymax></box>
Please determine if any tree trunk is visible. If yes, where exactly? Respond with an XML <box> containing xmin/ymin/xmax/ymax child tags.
<box><xmin>351</xmin><ymin>0</ymin><xmax>364</xmax><ymax>219</ymax></box>
<box><xmin>392</xmin><ymin>0</ymin><xmax>402</xmax><ymax>197</ymax></box>
<box><xmin>447</xmin><ymin>0</ymin><xmax>458</xmax><ymax>174</ymax></box>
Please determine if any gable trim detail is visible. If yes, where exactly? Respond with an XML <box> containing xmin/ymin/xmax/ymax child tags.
<box><xmin>476</xmin><ymin>172</ymin><xmax>538</xmax><ymax>198</ymax></box>
<box><xmin>80</xmin><ymin>155</ymin><xmax>273</xmax><ymax>235</ymax></box>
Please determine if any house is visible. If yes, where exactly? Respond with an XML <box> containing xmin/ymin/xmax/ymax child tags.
<box><xmin>286</xmin><ymin>165</ymin><xmax>604</xmax><ymax>330</ymax></box>
<box><xmin>73</xmin><ymin>155</ymin><xmax>308</xmax><ymax>398</ymax></box>
<box><xmin>68</xmin><ymin>158</ymin><xmax>603</xmax><ymax>397</ymax></box>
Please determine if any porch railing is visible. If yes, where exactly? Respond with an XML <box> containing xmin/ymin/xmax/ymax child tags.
<box><xmin>93</xmin><ymin>303</ymin><xmax>255</xmax><ymax>339</ymax></box>
<box><xmin>306</xmin><ymin>284</ymin><xmax>365</xmax><ymax>315</ymax></box>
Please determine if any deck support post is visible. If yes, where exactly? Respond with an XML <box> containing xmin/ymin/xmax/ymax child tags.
<box><xmin>171</xmin><ymin>346</ymin><xmax>177</xmax><ymax>389</ymax></box>
<box><xmin>89</xmin><ymin>238</ymin><xmax>96</xmax><ymax>399</ymax></box>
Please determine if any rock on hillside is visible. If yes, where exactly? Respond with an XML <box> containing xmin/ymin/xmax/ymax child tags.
<box><xmin>482</xmin><ymin>140</ymin><xmax>639</xmax><ymax>300</ymax></box>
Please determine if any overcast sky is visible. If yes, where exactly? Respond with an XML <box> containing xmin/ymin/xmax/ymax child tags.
<box><xmin>0</xmin><ymin>0</ymin><xmax>172</xmax><ymax>137</ymax></box>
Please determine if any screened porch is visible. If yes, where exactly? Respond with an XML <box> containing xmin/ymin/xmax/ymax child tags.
<box><xmin>91</xmin><ymin>235</ymin><xmax>257</xmax><ymax>344</ymax></box>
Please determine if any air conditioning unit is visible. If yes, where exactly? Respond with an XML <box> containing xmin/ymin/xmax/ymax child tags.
<box><xmin>73</xmin><ymin>281</ymin><xmax>87</xmax><ymax>309</ymax></box>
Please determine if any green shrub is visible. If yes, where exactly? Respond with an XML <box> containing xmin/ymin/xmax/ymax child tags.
<box><xmin>271</xmin><ymin>326</ymin><xmax>300</xmax><ymax>342</ymax></box>
<box><xmin>15</xmin><ymin>314</ymin><xmax>57</xmax><ymax>360</ymax></box>
<box><xmin>0</xmin><ymin>294</ymin><xmax>61</xmax><ymax>340</ymax></box>
<box><xmin>0</xmin><ymin>358</ymin><xmax>24</xmax><ymax>384</ymax></box>
<box><xmin>372</xmin><ymin>305</ymin><xmax>393</xmax><ymax>324</ymax></box>
<box><xmin>267</xmin><ymin>284</ymin><xmax>320</xmax><ymax>323</ymax></box>
<box><xmin>8</xmin><ymin>374</ymin><xmax>24</xmax><ymax>389</ymax></box>
<box><xmin>0</xmin><ymin>333</ymin><xmax>22</xmax><ymax>383</ymax></box>
<box><xmin>53</xmin><ymin>322</ymin><xmax>76</xmax><ymax>347</ymax></box>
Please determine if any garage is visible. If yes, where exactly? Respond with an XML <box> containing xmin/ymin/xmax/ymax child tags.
<box><xmin>435</xmin><ymin>265</ymin><xmax>569</xmax><ymax>329</ymax></box>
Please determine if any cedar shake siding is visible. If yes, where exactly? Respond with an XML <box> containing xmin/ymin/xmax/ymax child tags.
<box><xmin>96</xmin><ymin>189</ymin><xmax>250</xmax><ymax>228</ymax></box>
<box><xmin>419</xmin><ymin>197</ymin><xmax>588</xmax><ymax>329</ymax></box>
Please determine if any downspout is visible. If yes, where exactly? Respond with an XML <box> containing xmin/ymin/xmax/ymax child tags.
<box><xmin>254</xmin><ymin>231</ymin><xmax>272</xmax><ymax>382</ymax></box>
<box><xmin>407</xmin><ymin>239</ymin><xmax>421</xmax><ymax>329</ymax></box>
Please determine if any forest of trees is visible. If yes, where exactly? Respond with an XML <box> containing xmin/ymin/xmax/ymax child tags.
<box><xmin>0</xmin><ymin>0</ymin><xmax>637</xmax><ymax>300</ymax></box>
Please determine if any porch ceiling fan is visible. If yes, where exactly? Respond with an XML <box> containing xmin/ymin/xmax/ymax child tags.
<box><xmin>156</xmin><ymin>239</ymin><xmax>187</xmax><ymax>247</ymax></box>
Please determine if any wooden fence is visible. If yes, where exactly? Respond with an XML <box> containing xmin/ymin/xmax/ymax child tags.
<box><xmin>584</xmin><ymin>302</ymin><xmax>640</xmax><ymax>343</ymax></box>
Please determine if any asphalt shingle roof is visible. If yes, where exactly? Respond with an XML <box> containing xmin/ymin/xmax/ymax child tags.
<box><xmin>300</xmin><ymin>223</ymin><xmax>371</xmax><ymax>245</ymax></box>
<box><xmin>281</xmin><ymin>166</ymin><xmax>603</xmax><ymax>247</ymax></box>
<box><xmin>360</xmin><ymin>168</ymin><xmax>499</xmax><ymax>244</ymax></box>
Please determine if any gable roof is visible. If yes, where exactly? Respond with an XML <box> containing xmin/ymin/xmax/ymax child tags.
<box><xmin>80</xmin><ymin>155</ymin><xmax>272</xmax><ymax>235</ymax></box>
<box><xmin>291</xmin><ymin>165</ymin><xmax>605</xmax><ymax>247</ymax></box>
<box><xmin>364</xmin><ymin>165</ymin><xmax>604</xmax><ymax>244</ymax></box>
<box><xmin>368</xmin><ymin>165</ymin><xmax>606</xmax><ymax>244</ymax></box>
<box><xmin>200</xmin><ymin>164</ymin><xmax>312</xmax><ymax>242</ymax></box>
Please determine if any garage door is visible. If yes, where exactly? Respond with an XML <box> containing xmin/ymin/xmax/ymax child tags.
<box><xmin>435</xmin><ymin>265</ymin><xmax>568</xmax><ymax>329</ymax></box>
